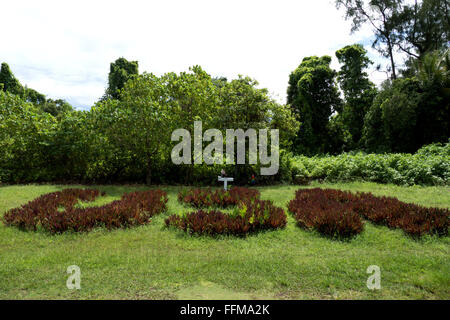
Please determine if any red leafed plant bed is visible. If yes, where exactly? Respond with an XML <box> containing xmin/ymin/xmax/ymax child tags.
<box><xmin>2</xmin><ymin>188</ymin><xmax>168</xmax><ymax>234</ymax></box>
<box><xmin>165</xmin><ymin>199</ymin><xmax>286</xmax><ymax>236</ymax></box>
<box><xmin>288</xmin><ymin>188</ymin><xmax>449</xmax><ymax>238</ymax></box>
<box><xmin>177</xmin><ymin>187</ymin><xmax>260</xmax><ymax>208</ymax></box>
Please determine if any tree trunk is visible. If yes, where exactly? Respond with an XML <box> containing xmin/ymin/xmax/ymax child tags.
<box><xmin>387</xmin><ymin>40</ymin><xmax>397</xmax><ymax>80</ymax></box>
<box><xmin>146</xmin><ymin>158</ymin><xmax>152</xmax><ymax>185</ymax></box>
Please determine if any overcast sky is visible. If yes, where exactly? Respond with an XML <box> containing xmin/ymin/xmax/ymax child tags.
<box><xmin>2</xmin><ymin>0</ymin><xmax>395</xmax><ymax>110</ymax></box>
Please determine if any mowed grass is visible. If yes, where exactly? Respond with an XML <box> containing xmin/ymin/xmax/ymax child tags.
<box><xmin>0</xmin><ymin>182</ymin><xmax>449</xmax><ymax>300</ymax></box>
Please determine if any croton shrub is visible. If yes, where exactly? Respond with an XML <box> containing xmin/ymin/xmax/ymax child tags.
<box><xmin>288</xmin><ymin>188</ymin><xmax>449</xmax><ymax>238</ymax></box>
<box><xmin>166</xmin><ymin>198</ymin><xmax>286</xmax><ymax>236</ymax></box>
<box><xmin>177</xmin><ymin>187</ymin><xmax>260</xmax><ymax>208</ymax></box>
<box><xmin>2</xmin><ymin>188</ymin><xmax>168</xmax><ymax>233</ymax></box>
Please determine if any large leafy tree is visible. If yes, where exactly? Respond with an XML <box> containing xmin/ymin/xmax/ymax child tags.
<box><xmin>336</xmin><ymin>44</ymin><xmax>377</xmax><ymax>146</ymax></box>
<box><xmin>218</xmin><ymin>76</ymin><xmax>299</xmax><ymax>182</ymax></box>
<box><xmin>362</xmin><ymin>78</ymin><xmax>420</xmax><ymax>152</ymax></box>
<box><xmin>106</xmin><ymin>57</ymin><xmax>139</xmax><ymax>99</ymax></box>
<box><xmin>336</xmin><ymin>0</ymin><xmax>403</xmax><ymax>80</ymax></box>
<box><xmin>46</xmin><ymin>110</ymin><xmax>94</xmax><ymax>180</ymax></box>
<box><xmin>413</xmin><ymin>50</ymin><xmax>450</xmax><ymax>147</ymax></box>
<box><xmin>218</xmin><ymin>76</ymin><xmax>298</xmax><ymax>148</ymax></box>
<box><xmin>163</xmin><ymin>66</ymin><xmax>222</xmax><ymax>183</ymax></box>
<box><xmin>287</xmin><ymin>56</ymin><xmax>342</xmax><ymax>154</ymax></box>
<box><xmin>362</xmin><ymin>50</ymin><xmax>449</xmax><ymax>153</ymax></box>
<box><xmin>165</xmin><ymin>65</ymin><xmax>220</xmax><ymax>132</ymax></box>
<box><xmin>0</xmin><ymin>91</ymin><xmax>57</xmax><ymax>182</ymax></box>
<box><xmin>94</xmin><ymin>72</ymin><xmax>172</xmax><ymax>185</ymax></box>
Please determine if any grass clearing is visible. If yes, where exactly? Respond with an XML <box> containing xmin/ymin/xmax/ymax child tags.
<box><xmin>0</xmin><ymin>182</ymin><xmax>449</xmax><ymax>299</ymax></box>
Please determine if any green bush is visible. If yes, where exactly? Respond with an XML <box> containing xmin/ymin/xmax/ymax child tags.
<box><xmin>291</xmin><ymin>142</ymin><xmax>450</xmax><ymax>186</ymax></box>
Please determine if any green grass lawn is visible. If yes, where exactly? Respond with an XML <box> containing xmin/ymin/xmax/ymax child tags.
<box><xmin>0</xmin><ymin>182</ymin><xmax>449</xmax><ymax>300</ymax></box>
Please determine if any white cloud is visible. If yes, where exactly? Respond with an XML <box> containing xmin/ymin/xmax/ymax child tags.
<box><xmin>1</xmin><ymin>0</ymin><xmax>387</xmax><ymax>110</ymax></box>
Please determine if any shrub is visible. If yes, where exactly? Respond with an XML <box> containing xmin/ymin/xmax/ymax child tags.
<box><xmin>2</xmin><ymin>188</ymin><xmax>168</xmax><ymax>233</ymax></box>
<box><xmin>288</xmin><ymin>188</ymin><xmax>449</xmax><ymax>238</ymax></box>
<box><xmin>166</xmin><ymin>199</ymin><xmax>286</xmax><ymax>236</ymax></box>
<box><xmin>178</xmin><ymin>186</ymin><xmax>260</xmax><ymax>208</ymax></box>
<box><xmin>291</xmin><ymin>142</ymin><xmax>450</xmax><ymax>186</ymax></box>
<box><xmin>288</xmin><ymin>189</ymin><xmax>364</xmax><ymax>238</ymax></box>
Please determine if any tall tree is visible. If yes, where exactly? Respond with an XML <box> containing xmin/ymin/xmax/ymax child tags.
<box><xmin>413</xmin><ymin>50</ymin><xmax>450</xmax><ymax>147</ymax></box>
<box><xmin>393</xmin><ymin>0</ymin><xmax>450</xmax><ymax>59</ymax></box>
<box><xmin>336</xmin><ymin>44</ymin><xmax>377</xmax><ymax>146</ymax></box>
<box><xmin>362</xmin><ymin>50</ymin><xmax>449</xmax><ymax>152</ymax></box>
<box><xmin>287</xmin><ymin>56</ymin><xmax>342</xmax><ymax>154</ymax></box>
<box><xmin>106</xmin><ymin>57</ymin><xmax>139</xmax><ymax>99</ymax></box>
<box><xmin>336</xmin><ymin>0</ymin><xmax>403</xmax><ymax>80</ymax></box>
<box><xmin>94</xmin><ymin>72</ymin><xmax>171</xmax><ymax>185</ymax></box>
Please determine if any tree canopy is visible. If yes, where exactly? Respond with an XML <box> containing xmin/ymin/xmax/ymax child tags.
<box><xmin>287</xmin><ymin>56</ymin><xmax>342</xmax><ymax>154</ymax></box>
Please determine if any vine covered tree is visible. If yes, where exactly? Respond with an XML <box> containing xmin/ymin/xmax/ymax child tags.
<box><xmin>336</xmin><ymin>44</ymin><xmax>377</xmax><ymax>146</ymax></box>
<box><xmin>0</xmin><ymin>62</ymin><xmax>23</xmax><ymax>95</ymax></box>
<box><xmin>287</xmin><ymin>56</ymin><xmax>342</xmax><ymax>154</ymax></box>
<box><xmin>106</xmin><ymin>57</ymin><xmax>139</xmax><ymax>99</ymax></box>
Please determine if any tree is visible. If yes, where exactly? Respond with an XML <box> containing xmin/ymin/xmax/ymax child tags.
<box><xmin>287</xmin><ymin>56</ymin><xmax>342</xmax><ymax>154</ymax></box>
<box><xmin>94</xmin><ymin>72</ymin><xmax>172</xmax><ymax>185</ymax></box>
<box><xmin>0</xmin><ymin>62</ymin><xmax>24</xmax><ymax>95</ymax></box>
<box><xmin>362</xmin><ymin>50</ymin><xmax>449</xmax><ymax>154</ymax></box>
<box><xmin>42</xmin><ymin>99</ymin><xmax>74</xmax><ymax>119</ymax></box>
<box><xmin>393</xmin><ymin>0</ymin><xmax>450</xmax><ymax>59</ymax></box>
<box><xmin>413</xmin><ymin>50</ymin><xmax>450</xmax><ymax>147</ymax></box>
<box><xmin>218</xmin><ymin>75</ymin><xmax>299</xmax><ymax>181</ymax></box>
<box><xmin>336</xmin><ymin>0</ymin><xmax>403</xmax><ymax>80</ymax></box>
<box><xmin>47</xmin><ymin>110</ymin><xmax>94</xmax><ymax>180</ymax></box>
<box><xmin>24</xmin><ymin>87</ymin><xmax>46</xmax><ymax>106</ymax></box>
<box><xmin>326</xmin><ymin>114</ymin><xmax>353</xmax><ymax>153</ymax></box>
<box><xmin>163</xmin><ymin>66</ymin><xmax>222</xmax><ymax>183</ymax></box>
<box><xmin>0</xmin><ymin>62</ymin><xmax>72</xmax><ymax>118</ymax></box>
<box><xmin>106</xmin><ymin>57</ymin><xmax>139</xmax><ymax>99</ymax></box>
<box><xmin>0</xmin><ymin>90</ymin><xmax>57</xmax><ymax>182</ymax></box>
<box><xmin>362</xmin><ymin>79</ymin><xmax>418</xmax><ymax>152</ymax></box>
<box><xmin>336</xmin><ymin>44</ymin><xmax>377</xmax><ymax>146</ymax></box>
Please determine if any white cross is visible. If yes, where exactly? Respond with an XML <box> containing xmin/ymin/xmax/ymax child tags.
<box><xmin>218</xmin><ymin>176</ymin><xmax>234</xmax><ymax>190</ymax></box>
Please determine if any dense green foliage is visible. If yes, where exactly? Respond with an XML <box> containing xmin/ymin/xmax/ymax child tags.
<box><xmin>393</xmin><ymin>0</ymin><xmax>450</xmax><ymax>59</ymax></box>
<box><xmin>336</xmin><ymin>0</ymin><xmax>449</xmax><ymax>78</ymax></box>
<box><xmin>362</xmin><ymin>50</ymin><xmax>449</xmax><ymax>152</ymax></box>
<box><xmin>287</xmin><ymin>56</ymin><xmax>342</xmax><ymax>154</ymax></box>
<box><xmin>336</xmin><ymin>0</ymin><xmax>403</xmax><ymax>79</ymax></box>
<box><xmin>0</xmin><ymin>63</ymin><xmax>23</xmax><ymax>95</ymax></box>
<box><xmin>0</xmin><ymin>65</ymin><xmax>298</xmax><ymax>185</ymax></box>
<box><xmin>336</xmin><ymin>44</ymin><xmax>377</xmax><ymax>147</ymax></box>
<box><xmin>291</xmin><ymin>142</ymin><xmax>450</xmax><ymax>186</ymax></box>
<box><xmin>0</xmin><ymin>62</ymin><xmax>73</xmax><ymax>117</ymax></box>
<box><xmin>1</xmin><ymin>0</ymin><xmax>448</xmax><ymax>187</ymax></box>
<box><xmin>105</xmin><ymin>57</ymin><xmax>139</xmax><ymax>100</ymax></box>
